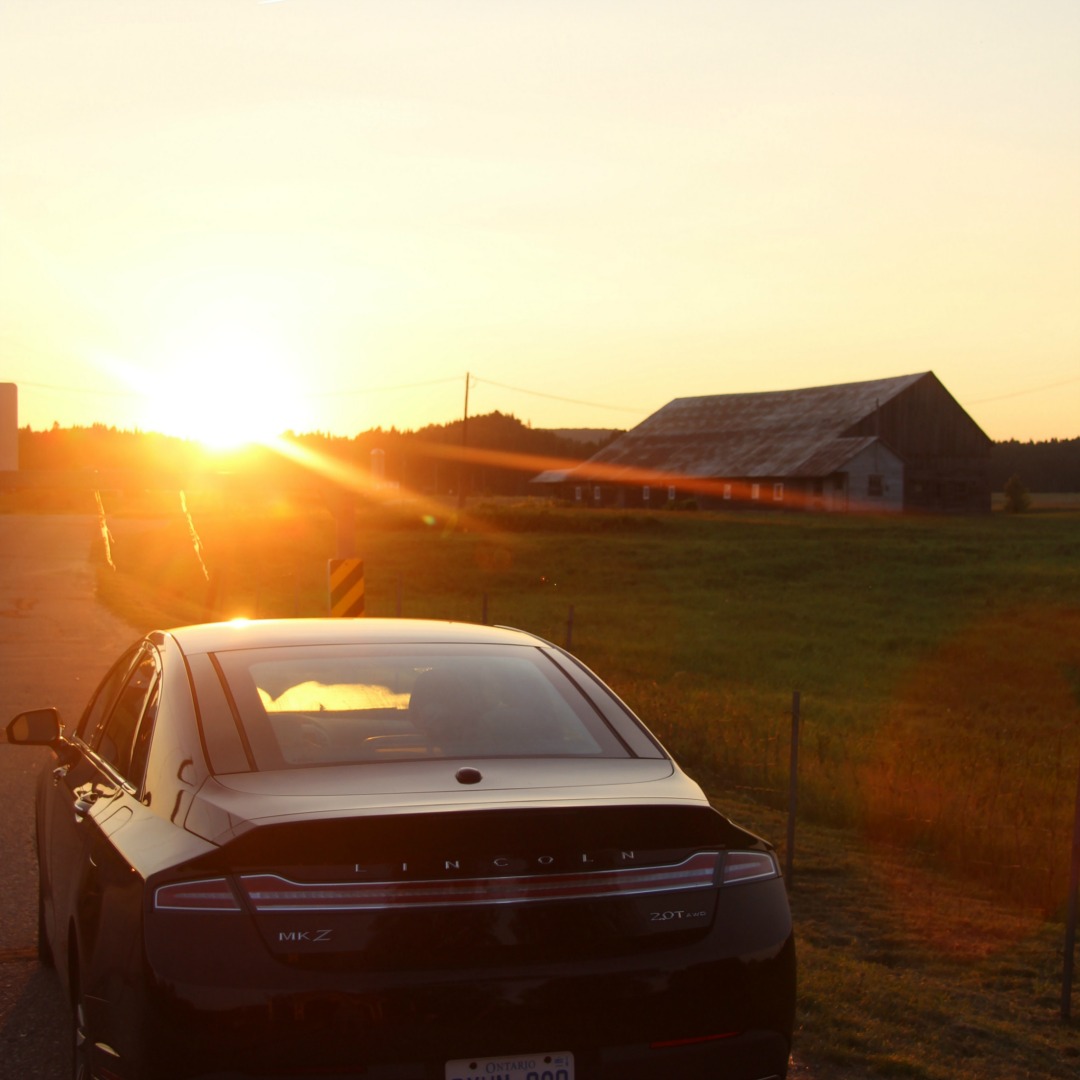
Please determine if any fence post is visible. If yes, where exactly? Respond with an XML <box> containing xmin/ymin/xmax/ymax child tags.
<box><xmin>1062</xmin><ymin>759</ymin><xmax>1080</xmax><ymax>1020</ymax></box>
<box><xmin>786</xmin><ymin>690</ymin><xmax>800</xmax><ymax>888</ymax></box>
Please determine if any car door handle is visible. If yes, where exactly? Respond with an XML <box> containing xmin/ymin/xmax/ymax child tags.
<box><xmin>73</xmin><ymin>792</ymin><xmax>103</xmax><ymax>819</ymax></box>
<box><xmin>52</xmin><ymin>765</ymin><xmax>71</xmax><ymax>784</ymax></box>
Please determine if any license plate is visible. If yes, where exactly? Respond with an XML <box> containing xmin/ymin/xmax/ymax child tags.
<box><xmin>445</xmin><ymin>1050</ymin><xmax>574</xmax><ymax>1080</ymax></box>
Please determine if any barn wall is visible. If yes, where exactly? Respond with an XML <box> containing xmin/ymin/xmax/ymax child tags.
<box><xmin>694</xmin><ymin>478</ymin><xmax>791</xmax><ymax>511</ymax></box>
<box><xmin>580</xmin><ymin>455</ymin><xmax>906</xmax><ymax>515</ymax></box>
<box><xmin>843</xmin><ymin>443</ymin><xmax>904</xmax><ymax>513</ymax></box>
<box><xmin>804</xmin><ymin>475</ymin><xmax>842</xmax><ymax>512</ymax></box>
<box><xmin>844</xmin><ymin>373</ymin><xmax>991</xmax><ymax>513</ymax></box>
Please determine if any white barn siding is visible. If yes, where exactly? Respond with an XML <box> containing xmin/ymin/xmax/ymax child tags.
<box><xmin>843</xmin><ymin>442</ymin><xmax>904</xmax><ymax>513</ymax></box>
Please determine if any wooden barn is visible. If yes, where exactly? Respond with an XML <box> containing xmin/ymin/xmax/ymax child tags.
<box><xmin>534</xmin><ymin>372</ymin><xmax>992</xmax><ymax>513</ymax></box>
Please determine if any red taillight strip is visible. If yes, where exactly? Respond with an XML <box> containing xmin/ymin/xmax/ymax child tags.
<box><xmin>154</xmin><ymin>877</ymin><xmax>242</xmax><ymax>912</ymax></box>
<box><xmin>721</xmin><ymin>850</ymin><xmax>780</xmax><ymax>885</ymax></box>
<box><xmin>240</xmin><ymin>852</ymin><xmax>722</xmax><ymax>912</ymax></box>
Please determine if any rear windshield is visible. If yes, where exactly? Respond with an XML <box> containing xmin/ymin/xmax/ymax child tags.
<box><xmin>211</xmin><ymin>643</ymin><xmax>632</xmax><ymax>770</ymax></box>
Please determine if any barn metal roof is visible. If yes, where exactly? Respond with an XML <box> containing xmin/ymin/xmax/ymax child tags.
<box><xmin>557</xmin><ymin>372</ymin><xmax>928</xmax><ymax>482</ymax></box>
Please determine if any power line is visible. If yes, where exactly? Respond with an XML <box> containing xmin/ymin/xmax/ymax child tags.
<box><xmin>22</xmin><ymin>365</ymin><xmax>1072</xmax><ymax>417</ymax></box>
<box><xmin>9</xmin><ymin>379</ymin><xmax>145</xmax><ymax>398</ymax></box>
<box><xmin>9</xmin><ymin>370</ymin><xmax>644</xmax><ymax>416</ymax></box>
<box><xmin>304</xmin><ymin>375</ymin><xmax>464</xmax><ymax>398</ymax></box>
<box><xmin>8</xmin><ymin>374</ymin><xmax>464</xmax><ymax>400</ymax></box>
<box><xmin>472</xmin><ymin>374</ymin><xmax>646</xmax><ymax>415</ymax></box>
<box><xmin>969</xmin><ymin>374</ymin><xmax>1080</xmax><ymax>405</ymax></box>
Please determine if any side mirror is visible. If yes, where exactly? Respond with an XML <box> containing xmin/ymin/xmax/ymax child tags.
<box><xmin>6</xmin><ymin>708</ymin><xmax>63</xmax><ymax>746</ymax></box>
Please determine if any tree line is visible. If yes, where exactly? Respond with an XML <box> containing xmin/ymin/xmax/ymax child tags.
<box><xmin>990</xmin><ymin>438</ymin><xmax>1080</xmax><ymax>493</ymax></box>
<box><xmin>14</xmin><ymin>413</ymin><xmax>617</xmax><ymax>498</ymax></box>
<box><xmin>13</xmin><ymin>422</ymin><xmax>1079</xmax><ymax>495</ymax></box>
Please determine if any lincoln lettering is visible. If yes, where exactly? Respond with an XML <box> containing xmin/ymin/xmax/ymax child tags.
<box><xmin>352</xmin><ymin>851</ymin><xmax>636</xmax><ymax>876</ymax></box>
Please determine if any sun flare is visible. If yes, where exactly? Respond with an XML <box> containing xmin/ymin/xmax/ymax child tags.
<box><xmin>141</xmin><ymin>321</ymin><xmax>309</xmax><ymax>450</ymax></box>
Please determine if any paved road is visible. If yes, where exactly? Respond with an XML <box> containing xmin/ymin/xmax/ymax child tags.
<box><xmin>0</xmin><ymin>515</ymin><xmax>138</xmax><ymax>1080</ymax></box>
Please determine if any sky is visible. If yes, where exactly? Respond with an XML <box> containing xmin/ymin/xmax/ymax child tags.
<box><xmin>2</xmin><ymin>0</ymin><xmax>1078</xmax><ymax>445</ymax></box>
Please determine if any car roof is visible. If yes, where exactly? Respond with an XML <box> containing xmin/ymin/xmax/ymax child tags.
<box><xmin>164</xmin><ymin>618</ymin><xmax>551</xmax><ymax>657</ymax></box>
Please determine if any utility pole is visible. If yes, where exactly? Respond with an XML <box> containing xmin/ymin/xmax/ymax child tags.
<box><xmin>458</xmin><ymin>372</ymin><xmax>470</xmax><ymax>511</ymax></box>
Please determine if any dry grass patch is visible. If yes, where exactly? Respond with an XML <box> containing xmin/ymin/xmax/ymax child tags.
<box><xmin>719</xmin><ymin>794</ymin><xmax>1080</xmax><ymax>1080</ymax></box>
<box><xmin>860</xmin><ymin>604</ymin><xmax>1080</xmax><ymax>912</ymax></box>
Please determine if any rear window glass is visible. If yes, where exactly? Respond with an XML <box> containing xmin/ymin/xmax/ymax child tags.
<box><xmin>211</xmin><ymin>643</ymin><xmax>631</xmax><ymax>770</ymax></box>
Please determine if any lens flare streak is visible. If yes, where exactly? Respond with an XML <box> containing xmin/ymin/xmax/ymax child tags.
<box><xmin>180</xmin><ymin>490</ymin><xmax>210</xmax><ymax>582</ymax></box>
<box><xmin>94</xmin><ymin>491</ymin><xmax>115</xmax><ymax>570</ymax></box>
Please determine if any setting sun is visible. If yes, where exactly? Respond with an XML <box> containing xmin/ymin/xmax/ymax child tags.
<box><xmin>141</xmin><ymin>322</ymin><xmax>309</xmax><ymax>450</ymax></box>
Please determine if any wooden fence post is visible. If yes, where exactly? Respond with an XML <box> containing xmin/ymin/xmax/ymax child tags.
<box><xmin>1062</xmin><ymin>759</ymin><xmax>1080</xmax><ymax>1020</ymax></box>
<box><xmin>786</xmin><ymin>690</ymin><xmax>800</xmax><ymax>888</ymax></box>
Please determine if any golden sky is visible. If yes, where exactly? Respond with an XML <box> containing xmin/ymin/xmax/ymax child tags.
<box><xmin>2</xmin><ymin>0</ymin><xmax>1078</xmax><ymax>443</ymax></box>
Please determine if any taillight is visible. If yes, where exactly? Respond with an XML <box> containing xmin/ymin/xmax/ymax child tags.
<box><xmin>721</xmin><ymin>851</ymin><xmax>780</xmax><ymax>885</ymax></box>
<box><xmin>239</xmin><ymin>852</ymin><xmax>723</xmax><ymax>912</ymax></box>
<box><xmin>151</xmin><ymin>851</ymin><xmax>779</xmax><ymax>913</ymax></box>
<box><xmin>154</xmin><ymin>877</ymin><xmax>242</xmax><ymax>911</ymax></box>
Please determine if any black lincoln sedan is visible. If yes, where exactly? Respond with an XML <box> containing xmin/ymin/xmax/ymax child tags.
<box><xmin>7</xmin><ymin>618</ymin><xmax>795</xmax><ymax>1080</ymax></box>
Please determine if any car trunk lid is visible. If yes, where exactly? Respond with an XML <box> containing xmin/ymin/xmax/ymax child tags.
<box><xmin>165</xmin><ymin>801</ymin><xmax>763</xmax><ymax>970</ymax></box>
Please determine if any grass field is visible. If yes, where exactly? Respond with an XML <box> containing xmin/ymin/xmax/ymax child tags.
<box><xmin>733</xmin><ymin>791</ymin><xmax>1079</xmax><ymax>1078</ymax></box>
<box><xmin>93</xmin><ymin>496</ymin><xmax>1080</xmax><ymax>900</ymax></box>
<box><xmin>80</xmin><ymin>491</ymin><xmax>1080</xmax><ymax>1076</ymax></box>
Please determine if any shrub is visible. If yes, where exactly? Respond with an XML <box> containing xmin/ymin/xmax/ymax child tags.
<box><xmin>1003</xmin><ymin>474</ymin><xmax>1031</xmax><ymax>513</ymax></box>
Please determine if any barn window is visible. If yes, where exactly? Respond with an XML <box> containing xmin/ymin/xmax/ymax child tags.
<box><xmin>667</xmin><ymin>485</ymin><xmax>676</xmax><ymax>502</ymax></box>
<box><xmin>751</xmin><ymin>483</ymin><xmax>760</xmax><ymax>501</ymax></box>
<box><xmin>773</xmin><ymin>483</ymin><xmax>784</xmax><ymax>501</ymax></box>
<box><xmin>723</xmin><ymin>483</ymin><xmax>732</xmax><ymax>500</ymax></box>
<box><xmin>868</xmin><ymin>475</ymin><xmax>884</xmax><ymax>497</ymax></box>
<box><xmin>642</xmin><ymin>485</ymin><xmax>651</xmax><ymax>503</ymax></box>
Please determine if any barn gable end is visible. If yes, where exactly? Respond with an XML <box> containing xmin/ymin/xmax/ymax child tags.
<box><xmin>842</xmin><ymin>372</ymin><xmax>992</xmax><ymax>512</ymax></box>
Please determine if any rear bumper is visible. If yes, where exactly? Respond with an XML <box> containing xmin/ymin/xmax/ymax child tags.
<box><xmin>187</xmin><ymin>1028</ymin><xmax>789</xmax><ymax>1079</ymax></box>
<box><xmin>141</xmin><ymin>878</ymin><xmax>795</xmax><ymax>1080</ymax></box>
<box><xmin>596</xmin><ymin>1028</ymin><xmax>790</xmax><ymax>1079</ymax></box>
<box><xmin>143</xmin><ymin>943</ymin><xmax>794</xmax><ymax>1080</ymax></box>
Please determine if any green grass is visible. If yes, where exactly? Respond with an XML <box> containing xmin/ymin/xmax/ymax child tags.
<box><xmin>82</xmin><ymin>493</ymin><xmax>1080</xmax><ymax>1077</ymax></box>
